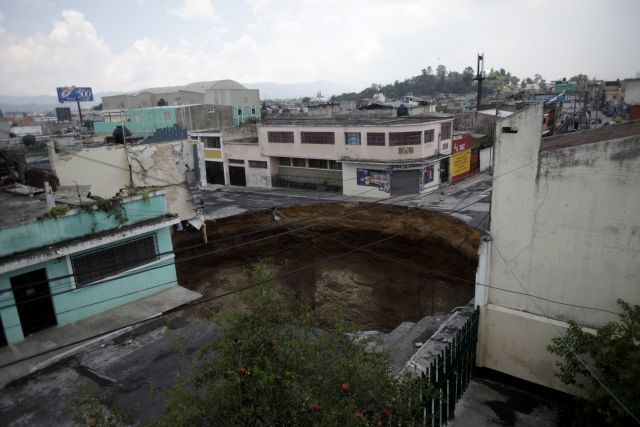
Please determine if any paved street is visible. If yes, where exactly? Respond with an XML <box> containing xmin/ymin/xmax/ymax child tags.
<box><xmin>197</xmin><ymin>171</ymin><xmax>492</xmax><ymax>230</ymax></box>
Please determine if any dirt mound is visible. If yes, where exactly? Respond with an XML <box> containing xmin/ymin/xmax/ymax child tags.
<box><xmin>171</xmin><ymin>203</ymin><xmax>481</xmax><ymax>331</ymax></box>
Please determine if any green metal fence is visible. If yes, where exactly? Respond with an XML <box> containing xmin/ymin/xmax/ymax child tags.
<box><xmin>410</xmin><ymin>307</ymin><xmax>480</xmax><ymax>426</ymax></box>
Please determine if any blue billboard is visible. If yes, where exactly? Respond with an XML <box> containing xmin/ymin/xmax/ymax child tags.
<box><xmin>56</xmin><ymin>86</ymin><xmax>94</xmax><ymax>103</ymax></box>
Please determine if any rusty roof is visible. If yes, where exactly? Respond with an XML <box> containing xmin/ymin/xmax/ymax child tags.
<box><xmin>541</xmin><ymin>120</ymin><xmax>640</xmax><ymax>152</ymax></box>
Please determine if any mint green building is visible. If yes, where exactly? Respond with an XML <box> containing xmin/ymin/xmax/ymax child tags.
<box><xmin>0</xmin><ymin>193</ymin><xmax>180</xmax><ymax>345</ymax></box>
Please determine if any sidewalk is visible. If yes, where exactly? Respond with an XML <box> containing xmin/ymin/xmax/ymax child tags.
<box><xmin>0</xmin><ymin>286</ymin><xmax>201</xmax><ymax>388</ymax></box>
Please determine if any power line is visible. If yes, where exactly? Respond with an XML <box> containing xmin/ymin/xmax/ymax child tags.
<box><xmin>5</xmin><ymin>173</ymin><xmax>491</xmax><ymax>301</ymax></box>
<box><xmin>0</xmin><ymin>188</ymin><xmax>492</xmax><ymax>368</ymax></box>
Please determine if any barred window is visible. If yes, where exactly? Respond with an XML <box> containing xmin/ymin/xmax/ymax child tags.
<box><xmin>424</xmin><ymin>129</ymin><xmax>435</xmax><ymax>143</ymax></box>
<box><xmin>367</xmin><ymin>133</ymin><xmax>386</xmax><ymax>146</ymax></box>
<box><xmin>203</xmin><ymin>136</ymin><xmax>220</xmax><ymax>149</ymax></box>
<box><xmin>345</xmin><ymin>132</ymin><xmax>361</xmax><ymax>145</ymax></box>
<box><xmin>279</xmin><ymin>157</ymin><xmax>292</xmax><ymax>166</ymax></box>
<box><xmin>268</xmin><ymin>131</ymin><xmax>294</xmax><ymax>143</ymax></box>
<box><xmin>229</xmin><ymin>159</ymin><xmax>244</xmax><ymax>164</ymax></box>
<box><xmin>301</xmin><ymin>132</ymin><xmax>335</xmax><ymax>144</ymax></box>
<box><xmin>292</xmin><ymin>158</ymin><xmax>306</xmax><ymax>167</ymax></box>
<box><xmin>329</xmin><ymin>160</ymin><xmax>342</xmax><ymax>170</ymax></box>
<box><xmin>249</xmin><ymin>160</ymin><xmax>268</xmax><ymax>168</ymax></box>
<box><xmin>441</xmin><ymin>123</ymin><xmax>452</xmax><ymax>140</ymax></box>
<box><xmin>72</xmin><ymin>236</ymin><xmax>157</xmax><ymax>287</ymax></box>
<box><xmin>389</xmin><ymin>131</ymin><xmax>422</xmax><ymax>146</ymax></box>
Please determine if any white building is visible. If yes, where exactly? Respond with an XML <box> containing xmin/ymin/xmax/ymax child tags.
<box><xmin>240</xmin><ymin>116</ymin><xmax>456</xmax><ymax>197</ymax></box>
<box><xmin>476</xmin><ymin>104</ymin><xmax>640</xmax><ymax>393</ymax></box>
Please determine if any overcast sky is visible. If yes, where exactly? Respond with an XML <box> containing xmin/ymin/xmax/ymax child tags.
<box><xmin>1</xmin><ymin>0</ymin><xmax>638</xmax><ymax>96</ymax></box>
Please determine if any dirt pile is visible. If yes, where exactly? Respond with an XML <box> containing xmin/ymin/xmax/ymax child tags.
<box><xmin>172</xmin><ymin>203</ymin><xmax>482</xmax><ymax>332</ymax></box>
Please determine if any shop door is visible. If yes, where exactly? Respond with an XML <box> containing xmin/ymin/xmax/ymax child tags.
<box><xmin>440</xmin><ymin>158</ymin><xmax>450</xmax><ymax>184</ymax></box>
<box><xmin>390</xmin><ymin>169</ymin><xmax>419</xmax><ymax>196</ymax></box>
<box><xmin>10</xmin><ymin>268</ymin><xmax>57</xmax><ymax>336</ymax></box>
<box><xmin>471</xmin><ymin>148</ymin><xmax>480</xmax><ymax>174</ymax></box>
<box><xmin>0</xmin><ymin>316</ymin><xmax>7</xmax><ymax>346</ymax></box>
<box><xmin>228</xmin><ymin>166</ymin><xmax>247</xmax><ymax>186</ymax></box>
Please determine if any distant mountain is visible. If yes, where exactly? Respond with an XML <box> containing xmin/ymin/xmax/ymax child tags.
<box><xmin>243</xmin><ymin>81</ymin><xmax>364</xmax><ymax>99</ymax></box>
<box><xmin>0</xmin><ymin>92</ymin><xmax>120</xmax><ymax>114</ymax></box>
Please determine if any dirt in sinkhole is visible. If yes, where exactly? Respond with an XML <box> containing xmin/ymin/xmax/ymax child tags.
<box><xmin>170</xmin><ymin>203</ymin><xmax>482</xmax><ymax>332</ymax></box>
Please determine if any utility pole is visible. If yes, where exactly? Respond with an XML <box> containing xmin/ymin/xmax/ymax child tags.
<box><xmin>473</xmin><ymin>53</ymin><xmax>485</xmax><ymax>111</ymax></box>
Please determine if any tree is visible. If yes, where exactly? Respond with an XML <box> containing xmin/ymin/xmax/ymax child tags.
<box><xmin>547</xmin><ymin>300</ymin><xmax>640</xmax><ymax>426</ymax></box>
<box><xmin>301</xmin><ymin>97</ymin><xmax>311</xmax><ymax>104</ymax></box>
<box><xmin>426</xmin><ymin>66</ymin><xmax>433</xmax><ymax>75</ymax></box>
<box><xmin>163</xmin><ymin>262</ymin><xmax>431</xmax><ymax>426</ymax></box>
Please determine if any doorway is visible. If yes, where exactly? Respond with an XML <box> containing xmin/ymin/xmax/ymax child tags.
<box><xmin>10</xmin><ymin>268</ymin><xmax>57</xmax><ymax>337</ymax></box>
<box><xmin>229</xmin><ymin>166</ymin><xmax>247</xmax><ymax>186</ymax></box>
<box><xmin>440</xmin><ymin>158</ymin><xmax>450</xmax><ymax>184</ymax></box>
<box><xmin>205</xmin><ymin>161</ymin><xmax>225</xmax><ymax>185</ymax></box>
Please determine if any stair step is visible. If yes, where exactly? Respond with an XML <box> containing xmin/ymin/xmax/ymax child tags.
<box><xmin>382</xmin><ymin>322</ymin><xmax>416</xmax><ymax>348</ymax></box>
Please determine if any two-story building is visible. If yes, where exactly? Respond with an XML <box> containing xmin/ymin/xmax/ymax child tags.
<box><xmin>245</xmin><ymin>116</ymin><xmax>454</xmax><ymax>198</ymax></box>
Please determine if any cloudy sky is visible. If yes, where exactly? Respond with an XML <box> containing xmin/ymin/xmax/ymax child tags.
<box><xmin>0</xmin><ymin>0</ymin><xmax>638</xmax><ymax>96</ymax></box>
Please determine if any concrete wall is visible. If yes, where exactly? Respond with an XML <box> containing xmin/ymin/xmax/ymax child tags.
<box><xmin>174</xmin><ymin>104</ymin><xmax>234</xmax><ymax>131</ymax></box>
<box><xmin>477</xmin><ymin>104</ymin><xmax>640</xmax><ymax>393</ymax></box>
<box><xmin>205</xmin><ymin>88</ymin><xmax>260</xmax><ymax>106</ymax></box>
<box><xmin>127</xmin><ymin>140</ymin><xmax>203</xmax><ymax>220</ymax></box>
<box><xmin>258</xmin><ymin>121</ymin><xmax>452</xmax><ymax>162</ymax></box>
<box><xmin>50</xmin><ymin>144</ymin><xmax>130</xmax><ymax>198</ymax></box>
<box><xmin>623</xmin><ymin>79</ymin><xmax>640</xmax><ymax>105</ymax></box>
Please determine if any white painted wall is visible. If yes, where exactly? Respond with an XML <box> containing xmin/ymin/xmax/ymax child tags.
<box><xmin>342</xmin><ymin>162</ymin><xmax>391</xmax><ymax>199</ymax></box>
<box><xmin>623</xmin><ymin>79</ymin><xmax>640</xmax><ymax>104</ymax></box>
<box><xmin>258</xmin><ymin>121</ymin><xmax>452</xmax><ymax>162</ymax></box>
<box><xmin>223</xmin><ymin>142</ymin><xmax>272</xmax><ymax>188</ymax></box>
<box><xmin>478</xmin><ymin>104</ymin><xmax>640</xmax><ymax>393</ymax></box>
<box><xmin>50</xmin><ymin>144</ymin><xmax>130</xmax><ymax>198</ymax></box>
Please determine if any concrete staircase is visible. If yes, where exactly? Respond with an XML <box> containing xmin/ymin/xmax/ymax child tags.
<box><xmin>381</xmin><ymin>315</ymin><xmax>448</xmax><ymax>374</ymax></box>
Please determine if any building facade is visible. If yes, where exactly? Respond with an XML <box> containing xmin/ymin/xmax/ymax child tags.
<box><xmin>0</xmin><ymin>193</ymin><xmax>180</xmax><ymax>345</ymax></box>
<box><xmin>252</xmin><ymin>117</ymin><xmax>454</xmax><ymax>198</ymax></box>
<box><xmin>476</xmin><ymin>104</ymin><xmax>640</xmax><ymax>393</ymax></box>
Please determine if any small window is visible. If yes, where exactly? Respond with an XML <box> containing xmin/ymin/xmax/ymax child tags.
<box><xmin>308</xmin><ymin>159</ymin><xmax>328</xmax><ymax>169</ymax></box>
<box><xmin>441</xmin><ymin>122</ymin><xmax>452</xmax><ymax>140</ymax></box>
<box><xmin>329</xmin><ymin>160</ymin><xmax>342</xmax><ymax>170</ymax></box>
<box><xmin>203</xmin><ymin>136</ymin><xmax>221</xmax><ymax>149</ymax></box>
<box><xmin>292</xmin><ymin>158</ymin><xmax>306</xmax><ymax>167</ymax></box>
<box><xmin>249</xmin><ymin>160</ymin><xmax>268</xmax><ymax>168</ymax></box>
<box><xmin>424</xmin><ymin>129</ymin><xmax>434</xmax><ymax>143</ymax></box>
<box><xmin>163</xmin><ymin>111</ymin><xmax>171</xmax><ymax>121</ymax></box>
<box><xmin>279</xmin><ymin>157</ymin><xmax>292</xmax><ymax>166</ymax></box>
<box><xmin>301</xmin><ymin>132</ymin><xmax>335</xmax><ymax>145</ymax></box>
<box><xmin>238</xmin><ymin>108</ymin><xmax>243</xmax><ymax>116</ymax></box>
<box><xmin>72</xmin><ymin>236</ymin><xmax>157</xmax><ymax>287</ymax></box>
<box><xmin>367</xmin><ymin>133</ymin><xmax>385</xmax><ymax>146</ymax></box>
<box><xmin>229</xmin><ymin>159</ymin><xmax>244</xmax><ymax>164</ymax></box>
<box><xmin>268</xmin><ymin>131</ymin><xmax>294</xmax><ymax>143</ymax></box>
<box><xmin>251</xmin><ymin>107</ymin><xmax>256</xmax><ymax>115</ymax></box>
<box><xmin>345</xmin><ymin>132</ymin><xmax>361</xmax><ymax>145</ymax></box>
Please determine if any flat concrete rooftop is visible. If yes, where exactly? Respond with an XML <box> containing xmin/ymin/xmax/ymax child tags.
<box><xmin>262</xmin><ymin>115</ymin><xmax>453</xmax><ymax>127</ymax></box>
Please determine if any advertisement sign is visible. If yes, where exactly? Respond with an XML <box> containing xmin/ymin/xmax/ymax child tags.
<box><xmin>56</xmin><ymin>86</ymin><xmax>94</xmax><ymax>103</ymax></box>
<box><xmin>357</xmin><ymin>168</ymin><xmax>389</xmax><ymax>192</ymax></box>
<box><xmin>452</xmin><ymin>151</ymin><xmax>471</xmax><ymax>177</ymax></box>
<box><xmin>420</xmin><ymin>164</ymin><xmax>435</xmax><ymax>186</ymax></box>
<box><xmin>554</xmin><ymin>81</ymin><xmax>577</xmax><ymax>94</ymax></box>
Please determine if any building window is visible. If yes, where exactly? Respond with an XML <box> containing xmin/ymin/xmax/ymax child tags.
<box><xmin>424</xmin><ymin>129</ymin><xmax>434</xmax><ymax>143</ymax></box>
<box><xmin>308</xmin><ymin>159</ymin><xmax>328</xmax><ymax>169</ymax></box>
<box><xmin>71</xmin><ymin>235</ymin><xmax>157</xmax><ymax>287</ymax></box>
<box><xmin>345</xmin><ymin>132</ymin><xmax>361</xmax><ymax>145</ymax></box>
<box><xmin>163</xmin><ymin>111</ymin><xmax>171</xmax><ymax>121</ymax></box>
<box><xmin>441</xmin><ymin>122</ymin><xmax>452</xmax><ymax>140</ymax></box>
<box><xmin>249</xmin><ymin>160</ymin><xmax>268</xmax><ymax>169</ymax></box>
<box><xmin>389</xmin><ymin>131</ymin><xmax>422</xmax><ymax>146</ymax></box>
<box><xmin>238</xmin><ymin>108</ymin><xmax>243</xmax><ymax>116</ymax></box>
<box><xmin>292</xmin><ymin>158</ymin><xmax>306</xmax><ymax>167</ymax></box>
<box><xmin>301</xmin><ymin>132</ymin><xmax>335</xmax><ymax>145</ymax></box>
<box><xmin>268</xmin><ymin>131</ymin><xmax>294</xmax><ymax>143</ymax></box>
<box><xmin>367</xmin><ymin>132</ymin><xmax>385</xmax><ymax>146</ymax></box>
<box><xmin>203</xmin><ymin>136</ymin><xmax>221</xmax><ymax>149</ymax></box>
<box><xmin>229</xmin><ymin>159</ymin><xmax>244</xmax><ymax>164</ymax></box>
<box><xmin>251</xmin><ymin>107</ymin><xmax>256</xmax><ymax>115</ymax></box>
<box><xmin>279</xmin><ymin>157</ymin><xmax>292</xmax><ymax>166</ymax></box>
<box><xmin>329</xmin><ymin>160</ymin><xmax>342</xmax><ymax>170</ymax></box>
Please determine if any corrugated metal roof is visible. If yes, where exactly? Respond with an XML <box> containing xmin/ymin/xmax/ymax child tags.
<box><xmin>541</xmin><ymin>120</ymin><xmax>640</xmax><ymax>151</ymax></box>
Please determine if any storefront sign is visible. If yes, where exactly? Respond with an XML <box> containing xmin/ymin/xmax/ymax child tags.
<box><xmin>451</xmin><ymin>151</ymin><xmax>471</xmax><ymax>177</ymax></box>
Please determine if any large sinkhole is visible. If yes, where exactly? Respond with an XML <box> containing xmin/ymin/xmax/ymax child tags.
<box><xmin>172</xmin><ymin>203</ymin><xmax>482</xmax><ymax>332</ymax></box>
